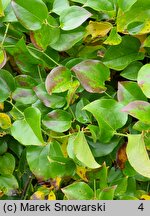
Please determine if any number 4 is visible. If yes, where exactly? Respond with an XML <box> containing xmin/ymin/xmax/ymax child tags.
<box><xmin>138</xmin><ymin>203</ymin><xmax>144</xmax><ymax>211</ymax></box>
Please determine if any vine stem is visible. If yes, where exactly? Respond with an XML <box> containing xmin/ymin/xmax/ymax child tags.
<box><xmin>1</xmin><ymin>23</ymin><xmax>10</xmax><ymax>46</ymax></box>
<box><xmin>6</xmin><ymin>100</ymin><xmax>24</xmax><ymax>116</ymax></box>
<box><xmin>114</xmin><ymin>132</ymin><xmax>128</xmax><ymax>137</ymax></box>
<box><xmin>21</xmin><ymin>174</ymin><xmax>33</xmax><ymax>200</ymax></box>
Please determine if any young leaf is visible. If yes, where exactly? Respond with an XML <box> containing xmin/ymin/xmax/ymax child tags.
<box><xmin>62</xmin><ymin>182</ymin><xmax>94</xmax><ymax>200</ymax></box>
<box><xmin>103</xmin><ymin>36</ymin><xmax>144</xmax><ymax>70</ymax></box>
<box><xmin>67</xmin><ymin>131</ymin><xmax>100</xmax><ymax>169</ymax></box>
<box><xmin>137</xmin><ymin>64</ymin><xmax>150</xmax><ymax>98</ymax></box>
<box><xmin>45</xmin><ymin>66</ymin><xmax>71</xmax><ymax>94</ymax></box>
<box><xmin>42</xmin><ymin>110</ymin><xmax>72</xmax><ymax>132</ymax></box>
<box><xmin>84</xmin><ymin>99</ymin><xmax>128</xmax><ymax>143</ymax></box>
<box><xmin>72</xmin><ymin>60</ymin><xmax>110</xmax><ymax>93</ymax></box>
<box><xmin>127</xmin><ymin>134</ymin><xmax>150</xmax><ymax>178</ymax></box>
<box><xmin>60</xmin><ymin>6</ymin><xmax>92</xmax><ymax>30</ymax></box>
<box><xmin>11</xmin><ymin>0</ymin><xmax>48</xmax><ymax>30</ymax></box>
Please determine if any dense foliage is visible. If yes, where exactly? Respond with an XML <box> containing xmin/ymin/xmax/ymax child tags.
<box><xmin>0</xmin><ymin>0</ymin><xmax>150</xmax><ymax>200</ymax></box>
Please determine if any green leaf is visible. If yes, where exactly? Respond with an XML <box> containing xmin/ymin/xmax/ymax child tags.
<box><xmin>45</xmin><ymin>66</ymin><xmax>71</xmax><ymax>94</ymax></box>
<box><xmin>60</xmin><ymin>6</ymin><xmax>91</xmax><ymax>30</ymax></box>
<box><xmin>52</xmin><ymin>0</ymin><xmax>70</xmax><ymax>15</ymax></box>
<box><xmin>117</xmin><ymin>0</ymin><xmax>150</xmax><ymax>34</ymax></box>
<box><xmin>11</xmin><ymin>0</ymin><xmax>48</xmax><ymax>30</ymax></box>
<box><xmin>111</xmin><ymin>177</ymin><xmax>128</xmax><ymax>196</ymax></box>
<box><xmin>0</xmin><ymin>174</ymin><xmax>18</xmax><ymax>195</ymax></box>
<box><xmin>11</xmin><ymin>107</ymin><xmax>44</xmax><ymax>146</ymax></box>
<box><xmin>67</xmin><ymin>131</ymin><xmax>100</xmax><ymax>169</ymax></box>
<box><xmin>42</xmin><ymin>109</ymin><xmax>72</xmax><ymax>132</ymax></box>
<box><xmin>0</xmin><ymin>153</ymin><xmax>15</xmax><ymax>175</ymax></box>
<box><xmin>122</xmin><ymin>101</ymin><xmax>150</xmax><ymax>124</ymax></box>
<box><xmin>51</xmin><ymin>28</ymin><xmax>85</xmax><ymax>51</ymax></box>
<box><xmin>137</xmin><ymin>64</ymin><xmax>150</xmax><ymax>98</ymax></box>
<box><xmin>0</xmin><ymin>49</ymin><xmax>7</xmax><ymax>69</ymax></box>
<box><xmin>103</xmin><ymin>36</ymin><xmax>144</xmax><ymax>71</ymax></box>
<box><xmin>27</xmin><ymin>141</ymin><xmax>76</xmax><ymax>180</ymax></box>
<box><xmin>143</xmin><ymin>35</ymin><xmax>150</xmax><ymax>47</ymax></box>
<box><xmin>127</xmin><ymin>134</ymin><xmax>150</xmax><ymax>178</ymax></box>
<box><xmin>84</xmin><ymin>0</ymin><xmax>115</xmax><ymax>12</ymax></box>
<box><xmin>88</xmin><ymin>136</ymin><xmax>120</xmax><ymax>157</ymax></box>
<box><xmin>0</xmin><ymin>69</ymin><xmax>16</xmax><ymax>102</ymax></box>
<box><xmin>12</xmin><ymin>88</ymin><xmax>37</xmax><ymax>104</ymax></box>
<box><xmin>34</xmin><ymin>83</ymin><xmax>66</xmax><ymax>109</ymax></box>
<box><xmin>104</xmin><ymin>27</ymin><xmax>122</xmax><ymax>45</ymax></box>
<box><xmin>117</xmin><ymin>81</ymin><xmax>147</xmax><ymax>105</ymax></box>
<box><xmin>0</xmin><ymin>0</ymin><xmax>4</xmax><ymax>17</ymax></box>
<box><xmin>30</xmin><ymin>16</ymin><xmax>60</xmax><ymax>50</ymax></box>
<box><xmin>120</xmin><ymin>61</ymin><xmax>143</xmax><ymax>81</ymax></box>
<box><xmin>72</xmin><ymin>60</ymin><xmax>110</xmax><ymax>93</ymax></box>
<box><xmin>118</xmin><ymin>0</ymin><xmax>137</xmax><ymax>12</ymax></box>
<box><xmin>0</xmin><ymin>139</ymin><xmax>7</xmax><ymax>155</ymax></box>
<box><xmin>98</xmin><ymin>186</ymin><xmax>116</xmax><ymax>200</ymax></box>
<box><xmin>75</xmin><ymin>98</ymin><xmax>92</xmax><ymax>124</ymax></box>
<box><xmin>62</xmin><ymin>182</ymin><xmax>94</xmax><ymax>200</ymax></box>
<box><xmin>84</xmin><ymin>99</ymin><xmax>128</xmax><ymax>143</ymax></box>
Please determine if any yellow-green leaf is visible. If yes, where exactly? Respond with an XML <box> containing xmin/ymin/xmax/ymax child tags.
<box><xmin>0</xmin><ymin>113</ymin><xmax>11</xmax><ymax>129</ymax></box>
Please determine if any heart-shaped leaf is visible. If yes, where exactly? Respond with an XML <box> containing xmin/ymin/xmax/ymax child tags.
<box><xmin>60</xmin><ymin>6</ymin><xmax>92</xmax><ymax>30</ymax></box>
<box><xmin>103</xmin><ymin>36</ymin><xmax>144</xmax><ymax>70</ymax></box>
<box><xmin>72</xmin><ymin>60</ymin><xmax>110</xmax><ymax>93</ymax></box>
<box><xmin>11</xmin><ymin>0</ymin><xmax>48</xmax><ymax>30</ymax></box>
<box><xmin>127</xmin><ymin>134</ymin><xmax>150</xmax><ymax>178</ymax></box>
<box><xmin>45</xmin><ymin>66</ymin><xmax>71</xmax><ymax>94</ymax></box>
<box><xmin>67</xmin><ymin>131</ymin><xmax>100</xmax><ymax>169</ymax></box>
<box><xmin>11</xmin><ymin>107</ymin><xmax>44</xmax><ymax>146</ymax></box>
<box><xmin>84</xmin><ymin>99</ymin><xmax>128</xmax><ymax>143</ymax></box>
<box><xmin>42</xmin><ymin>109</ymin><xmax>72</xmax><ymax>132</ymax></box>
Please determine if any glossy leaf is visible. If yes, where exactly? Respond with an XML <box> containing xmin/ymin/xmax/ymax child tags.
<box><xmin>12</xmin><ymin>88</ymin><xmax>37</xmax><ymax>104</ymax></box>
<box><xmin>11</xmin><ymin>107</ymin><xmax>44</xmax><ymax>146</ymax></box>
<box><xmin>60</xmin><ymin>6</ymin><xmax>91</xmax><ymax>30</ymax></box>
<box><xmin>62</xmin><ymin>182</ymin><xmax>94</xmax><ymax>200</ymax></box>
<box><xmin>103</xmin><ymin>36</ymin><xmax>144</xmax><ymax>70</ymax></box>
<box><xmin>127</xmin><ymin>134</ymin><xmax>150</xmax><ymax>178</ymax></box>
<box><xmin>84</xmin><ymin>99</ymin><xmax>128</xmax><ymax>143</ymax></box>
<box><xmin>45</xmin><ymin>66</ymin><xmax>71</xmax><ymax>94</ymax></box>
<box><xmin>27</xmin><ymin>141</ymin><xmax>76</xmax><ymax>179</ymax></box>
<box><xmin>118</xmin><ymin>0</ymin><xmax>137</xmax><ymax>12</ymax></box>
<box><xmin>122</xmin><ymin>101</ymin><xmax>150</xmax><ymax>124</ymax></box>
<box><xmin>72</xmin><ymin>60</ymin><xmax>110</xmax><ymax>93</ymax></box>
<box><xmin>42</xmin><ymin>110</ymin><xmax>72</xmax><ymax>132</ymax></box>
<box><xmin>120</xmin><ymin>61</ymin><xmax>143</xmax><ymax>81</ymax></box>
<box><xmin>117</xmin><ymin>81</ymin><xmax>147</xmax><ymax>105</ymax></box>
<box><xmin>34</xmin><ymin>83</ymin><xmax>66</xmax><ymax>109</ymax></box>
<box><xmin>0</xmin><ymin>69</ymin><xmax>16</xmax><ymax>102</ymax></box>
<box><xmin>52</xmin><ymin>0</ymin><xmax>70</xmax><ymax>15</ymax></box>
<box><xmin>84</xmin><ymin>0</ymin><xmax>115</xmax><ymax>12</ymax></box>
<box><xmin>51</xmin><ymin>28</ymin><xmax>85</xmax><ymax>51</ymax></box>
<box><xmin>0</xmin><ymin>153</ymin><xmax>15</xmax><ymax>175</ymax></box>
<box><xmin>137</xmin><ymin>64</ymin><xmax>150</xmax><ymax>98</ymax></box>
<box><xmin>11</xmin><ymin>0</ymin><xmax>48</xmax><ymax>30</ymax></box>
<box><xmin>0</xmin><ymin>113</ymin><xmax>11</xmax><ymax>129</ymax></box>
<box><xmin>30</xmin><ymin>16</ymin><xmax>60</xmax><ymax>50</ymax></box>
<box><xmin>67</xmin><ymin>131</ymin><xmax>100</xmax><ymax>169</ymax></box>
